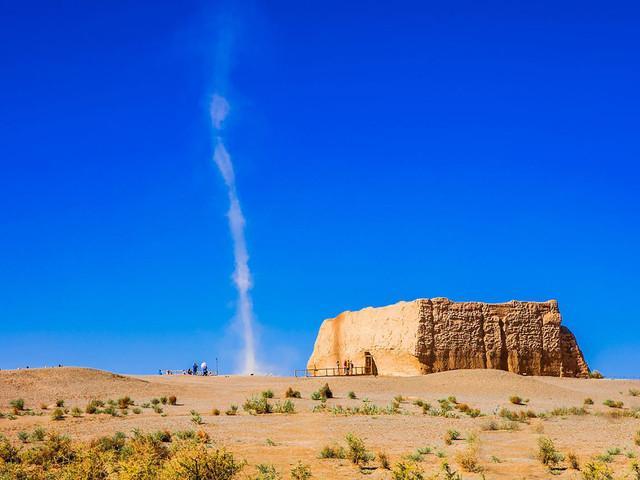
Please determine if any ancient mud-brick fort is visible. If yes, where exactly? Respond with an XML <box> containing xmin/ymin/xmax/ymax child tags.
<box><xmin>307</xmin><ymin>298</ymin><xmax>589</xmax><ymax>377</ymax></box>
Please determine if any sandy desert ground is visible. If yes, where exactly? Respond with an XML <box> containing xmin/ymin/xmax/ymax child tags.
<box><xmin>1</xmin><ymin>367</ymin><xmax>640</xmax><ymax>479</ymax></box>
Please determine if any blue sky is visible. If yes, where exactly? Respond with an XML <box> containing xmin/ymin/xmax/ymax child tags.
<box><xmin>1</xmin><ymin>1</ymin><xmax>639</xmax><ymax>376</ymax></box>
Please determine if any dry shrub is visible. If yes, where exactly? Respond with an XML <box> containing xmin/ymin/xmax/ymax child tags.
<box><xmin>160</xmin><ymin>444</ymin><xmax>245</xmax><ymax>480</ymax></box>
<box><xmin>168</xmin><ymin>395</ymin><xmax>177</xmax><ymax>405</ymax></box>
<box><xmin>391</xmin><ymin>459</ymin><xmax>425</xmax><ymax>480</ymax></box>
<box><xmin>537</xmin><ymin>436</ymin><xmax>563</xmax><ymax>468</ymax></box>
<box><xmin>567</xmin><ymin>451</ymin><xmax>580</xmax><ymax>470</ymax></box>
<box><xmin>378</xmin><ymin>451</ymin><xmax>390</xmax><ymax>469</ymax></box>
<box><xmin>455</xmin><ymin>446</ymin><xmax>482</xmax><ymax>473</ymax></box>
<box><xmin>581</xmin><ymin>460</ymin><xmax>613</xmax><ymax>480</ymax></box>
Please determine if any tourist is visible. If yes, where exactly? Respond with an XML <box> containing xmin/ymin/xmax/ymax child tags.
<box><xmin>201</xmin><ymin>361</ymin><xmax>208</xmax><ymax>376</ymax></box>
<box><xmin>336</xmin><ymin>360</ymin><xmax>340</xmax><ymax>374</ymax></box>
<box><xmin>193</xmin><ymin>362</ymin><xmax>198</xmax><ymax>376</ymax></box>
<box><xmin>350</xmin><ymin>360</ymin><xmax>354</xmax><ymax>375</ymax></box>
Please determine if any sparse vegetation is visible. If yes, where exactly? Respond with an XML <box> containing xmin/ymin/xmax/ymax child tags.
<box><xmin>345</xmin><ymin>433</ymin><xmax>374</xmax><ymax>466</ymax></box>
<box><xmin>285</xmin><ymin>387</ymin><xmax>301</xmax><ymax>398</ymax></box>
<box><xmin>481</xmin><ymin>419</ymin><xmax>520</xmax><ymax>431</ymax></box>
<box><xmin>319</xmin><ymin>383</ymin><xmax>333</xmax><ymax>399</ymax></box>
<box><xmin>391</xmin><ymin>459</ymin><xmax>425</xmax><ymax>480</ymax></box>
<box><xmin>635</xmin><ymin>430</ymin><xmax>640</xmax><ymax>446</ymax></box>
<box><xmin>262</xmin><ymin>389</ymin><xmax>275</xmax><ymax>399</ymax></box>
<box><xmin>212</xmin><ymin>408</ymin><xmax>221</xmax><ymax>416</ymax></box>
<box><xmin>117</xmin><ymin>396</ymin><xmax>133</xmax><ymax>409</ymax></box>
<box><xmin>55</xmin><ymin>399</ymin><xmax>65</xmax><ymax>407</ymax></box>
<box><xmin>50</xmin><ymin>407</ymin><xmax>65</xmax><ymax>421</ymax></box>
<box><xmin>17</xmin><ymin>431</ymin><xmax>29</xmax><ymax>443</ymax></box>
<box><xmin>455</xmin><ymin>445</ymin><xmax>482</xmax><ymax>473</ymax></box>
<box><xmin>254</xmin><ymin>463</ymin><xmax>281</xmax><ymax>480</ymax></box>
<box><xmin>31</xmin><ymin>427</ymin><xmax>46</xmax><ymax>442</ymax></box>
<box><xmin>567</xmin><ymin>451</ymin><xmax>580</xmax><ymax>470</ymax></box>
<box><xmin>581</xmin><ymin>460</ymin><xmax>613</xmax><ymax>480</ymax></box>
<box><xmin>290</xmin><ymin>461</ymin><xmax>312</xmax><ymax>480</ymax></box>
<box><xmin>378</xmin><ymin>451</ymin><xmax>390</xmax><ymax>469</ymax></box>
<box><xmin>348</xmin><ymin>391</ymin><xmax>357</xmax><ymax>399</ymax></box>
<box><xmin>133</xmin><ymin>407</ymin><xmax>142</xmax><ymax>414</ymax></box>
<box><xmin>509</xmin><ymin>395</ymin><xmax>525</xmax><ymax>405</ymax></box>
<box><xmin>629</xmin><ymin>389</ymin><xmax>640</xmax><ymax>397</ymax></box>
<box><xmin>603</xmin><ymin>399</ymin><xmax>624</xmax><ymax>409</ymax></box>
<box><xmin>537</xmin><ymin>436</ymin><xmax>563</xmax><ymax>468</ymax></box>
<box><xmin>190</xmin><ymin>410</ymin><xmax>204</xmax><ymax>425</ymax></box>
<box><xmin>244</xmin><ymin>395</ymin><xmax>273</xmax><ymax>415</ymax></box>
<box><xmin>9</xmin><ymin>399</ymin><xmax>25</xmax><ymax>411</ymax></box>
<box><xmin>444</xmin><ymin>429</ymin><xmax>461</xmax><ymax>445</ymax></box>
<box><xmin>160</xmin><ymin>396</ymin><xmax>168</xmax><ymax>405</ymax></box>
<box><xmin>71</xmin><ymin>406</ymin><xmax>83</xmax><ymax>417</ymax></box>
<box><xmin>589</xmin><ymin>370</ymin><xmax>604</xmax><ymax>379</ymax></box>
<box><xmin>273</xmin><ymin>399</ymin><xmax>295</xmax><ymax>414</ymax></box>
<box><xmin>584</xmin><ymin>397</ymin><xmax>594</xmax><ymax>405</ymax></box>
<box><xmin>319</xmin><ymin>444</ymin><xmax>346</xmax><ymax>459</ymax></box>
<box><xmin>226</xmin><ymin>405</ymin><xmax>239</xmax><ymax>416</ymax></box>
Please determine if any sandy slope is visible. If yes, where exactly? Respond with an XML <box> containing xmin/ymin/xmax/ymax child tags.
<box><xmin>1</xmin><ymin>367</ymin><xmax>640</xmax><ymax>479</ymax></box>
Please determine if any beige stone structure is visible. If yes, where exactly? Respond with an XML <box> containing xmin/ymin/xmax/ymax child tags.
<box><xmin>307</xmin><ymin>298</ymin><xmax>589</xmax><ymax>377</ymax></box>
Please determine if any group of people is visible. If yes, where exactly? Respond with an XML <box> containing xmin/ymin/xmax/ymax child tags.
<box><xmin>188</xmin><ymin>361</ymin><xmax>209</xmax><ymax>376</ymax></box>
<box><xmin>337</xmin><ymin>359</ymin><xmax>356</xmax><ymax>375</ymax></box>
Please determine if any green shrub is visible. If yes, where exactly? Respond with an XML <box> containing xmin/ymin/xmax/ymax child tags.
<box><xmin>348</xmin><ymin>391</ymin><xmax>357</xmax><ymax>399</ymax></box>
<box><xmin>635</xmin><ymin>430</ymin><xmax>640</xmax><ymax>446</ymax></box>
<box><xmin>153</xmin><ymin>405</ymin><xmax>163</xmax><ymax>414</ymax></box>
<box><xmin>603</xmin><ymin>399</ymin><xmax>623</xmax><ymax>408</ymax></box>
<box><xmin>345</xmin><ymin>433</ymin><xmax>373</xmax><ymax>465</ymax></box>
<box><xmin>174</xmin><ymin>430</ymin><xmax>196</xmax><ymax>441</ymax></box>
<box><xmin>243</xmin><ymin>395</ymin><xmax>272</xmax><ymax>414</ymax></box>
<box><xmin>274</xmin><ymin>399</ymin><xmax>295</xmax><ymax>414</ymax></box>
<box><xmin>391</xmin><ymin>459</ymin><xmax>425</xmax><ymax>480</ymax></box>
<box><xmin>168</xmin><ymin>395</ymin><xmax>177</xmax><ymax>405</ymax></box>
<box><xmin>290</xmin><ymin>461</ymin><xmax>312</xmax><ymax>480</ymax></box>
<box><xmin>537</xmin><ymin>436</ymin><xmax>563</xmax><ymax>467</ymax></box>
<box><xmin>160</xmin><ymin>396</ymin><xmax>168</xmax><ymax>405</ymax></box>
<box><xmin>226</xmin><ymin>405</ymin><xmax>239</xmax><ymax>416</ymax></box>
<box><xmin>311</xmin><ymin>391</ymin><xmax>322</xmax><ymax>401</ymax></box>
<box><xmin>261</xmin><ymin>389</ymin><xmax>275</xmax><ymax>399</ymax></box>
<box><xmin>50</xmin><ymin>407</ymin><xmax>65</xmax><ymax>421</ymax></box>
<box><xmin>581</xmin><ymin>460</ymin><xmax>613</xmax><ymax>480</ymax></box>
<box><xmin>319</xmin><ymin>444</ymin><xmax>346</xmax><ymax>459</ymax></box>
<box><xmin>133</xmin><ymin>407</ymin><xmax>142</xmax><ymax>414</ymax></box>
<box><xmin>31</xmin><ymin>427</ymin><xmax>46</xmax><ymax>442</ymax></box>
<box><xmin>55</xmin><ymin>399</ymin><xmax>65</xmax><ymax>408</ymax></box>
<box><xmin>91</xmin><ymin>431</ymin><xmax>127</xmax><ymax>452</ymax></box>
<box><xmin>71</xmin><ymin>407</ymin><xmax>83</xmax><ymax>417</ymax></box>
<box><xmin>17</xmin><ymin>431</ymin><xmax>29</xmax><ymax>443</ymax></box>
<box><xmin>444</xmin><ymin>429</ymin><xmax>461</xmax><ymax>445</ymax></box>
<box><xmin>9</xmin><ymin>399</ymin><xmax>25</xmax><ymax>411</ymax></box>
<box><xmin>190</xmin><ymin>410</ymin><xmax>204</xmax><ymax>425</ymax></box>
<box><xmin>254</xmin><ymin>463</ymin><xmax>281</xmax><ymax>480</ymax></box>
<box><xmin>440</xmin><ymin>462</ymin><xmax>462</xmax><ymax>480</ymax></box>
<box><xmin>151</xmin><ymin>398</ymin><xmax>160</xmax><ymax>405</ymax></box>
<box><xmin>285</xmin><ymin>387</ymin><xmax>301</xmax><ymax>398</ymax></box>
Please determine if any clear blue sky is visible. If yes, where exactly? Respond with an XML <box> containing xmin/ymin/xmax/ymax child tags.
<box><xmin>1</xmin><ymin>1</ymin><xmax>638</xmax><ymax>376</ymax></box>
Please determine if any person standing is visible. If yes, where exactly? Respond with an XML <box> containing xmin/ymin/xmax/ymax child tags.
<box><xmin>201</xmin><ymin>361</ymin><xmax>208</xmax><ymax>376</ymax></box>
<box><xmin>193</xmin><ymin>362</ymin><xmax>198</xmax><ymax>376</ymax></box>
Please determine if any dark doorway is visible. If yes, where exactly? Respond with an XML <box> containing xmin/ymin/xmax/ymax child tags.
<box><xmin>364</xmin><ymin>352</ymin><xmax>378</xmax><ymax>376</ymax></box>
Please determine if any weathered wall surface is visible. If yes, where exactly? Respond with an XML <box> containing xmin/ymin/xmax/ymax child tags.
<box><xmin>307</xmin><ymin>298</ymin><xmax>589</xmax><ymax>377</ymax></box>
